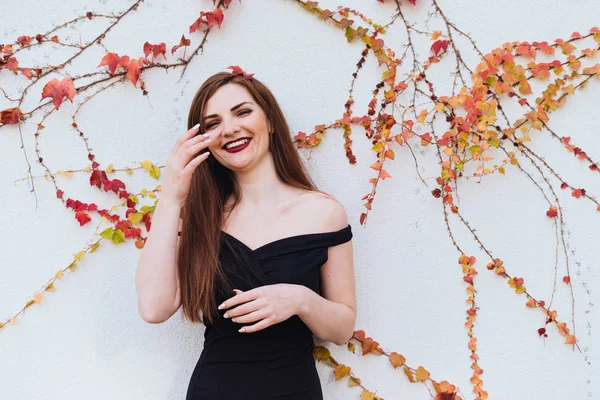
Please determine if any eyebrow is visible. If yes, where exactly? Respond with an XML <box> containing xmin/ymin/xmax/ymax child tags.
<box><xmin>202</xmin><ymin>101</ymin><xmax>253</xmax><ymax>121</ymax></box>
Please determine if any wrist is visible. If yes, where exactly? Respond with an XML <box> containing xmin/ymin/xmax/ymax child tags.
<box><xmin>158</xmin><ymin>196</ymin><xmax>183</xmax><ymax>210</ymax></box>
<box><xmin>295</xmin><ymin>285</ymin><xmax>315</xmax><ymax>317</ymax></box>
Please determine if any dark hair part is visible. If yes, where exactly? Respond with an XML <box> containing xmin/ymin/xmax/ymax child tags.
<box><xmin>178</xmin><ymin>71</ymin><xmax>320</xmax><ymax>324</ymax></box>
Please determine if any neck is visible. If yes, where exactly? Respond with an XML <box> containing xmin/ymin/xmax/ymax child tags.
<box><xmin>234</xmin><ymin>152</ymin><xmax>287</xmax><ymax>209</ymax></box>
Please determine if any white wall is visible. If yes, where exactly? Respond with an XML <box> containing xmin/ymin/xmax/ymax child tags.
<box><xmin>0</xmin><ymin>0</ymin><xmax>598</xmax><ymax>399</ymax></box>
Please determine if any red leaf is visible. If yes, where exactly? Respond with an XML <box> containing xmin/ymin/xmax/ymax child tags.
<box><xmin>127</xmin><ymin>57</ymin><xmax>147</xmax><ymax>87</ymax></box>
<box><xmin>227</xmin><ymin>65</ymin><xmax>254</xmax><ymax>78</ymax></box>
<box><xmin>40</xmin><ymin>78</ymin><xmax>76</xmax><ymax>110</ymax></box>
<box><xmin>537</xmin><ymin>327</ymin><xmax>547</xmax><ymax>337</ymax></box>
<box><xmin>171</xmin><ymin>35</ymin><xmax>191</xmax><ymax>55</ymax></box>
<box><xmin>143</xmin><ymin>42</ymin><xmax>166</xmax><ymax>61</ymax></box>
<box><xmin>546</xmin><ymin>206</ymin><xmax>558</xmax><ymax>218</ymax></box>
<box><xmin>75</xmin><ymin>211</ymin><xmax>92</xmax><ymax>226</ymax></box>
<box><xmin>562</xmin><ymin>276</ymin><xmax>570</xmax><ymax>284</ymax></box>
<box><xmin>430</xmin><ymin>40</ymin><xmax>449</xmax><ymax>57</ymax></box>
<box><xmin>90</xmin><ymin>170</ymin><xmax>108</xmax><ymax>190</ymax></box>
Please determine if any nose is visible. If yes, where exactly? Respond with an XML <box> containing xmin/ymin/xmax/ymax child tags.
<box><xmin>221</xmin><ymin>116</ymin><xmax>240</xmax><ymax>138</ymax></box>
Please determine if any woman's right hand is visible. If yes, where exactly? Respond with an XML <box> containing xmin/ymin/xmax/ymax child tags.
<box><xmin>160</xmin><ymin>123</ymin><xmax>212</xmax><ymax>206</ymax></box>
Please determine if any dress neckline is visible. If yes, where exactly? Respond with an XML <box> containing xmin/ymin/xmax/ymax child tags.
<box><xmin>221</xmin><ymin>224</ymin><xmax>351</xmax><ymax>253</ymax></box>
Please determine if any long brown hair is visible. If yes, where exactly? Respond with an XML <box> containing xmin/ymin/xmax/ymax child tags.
<box><xmin>178</xmin><ymin>71</ymin><xmax>319</xmax><ymax>324</ymax></box>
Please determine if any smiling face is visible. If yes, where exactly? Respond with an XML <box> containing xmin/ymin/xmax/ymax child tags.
<box><xmin>201</xmin><ymin>83</ymin><xmax>273</xmax><ymax>172</ymax></box>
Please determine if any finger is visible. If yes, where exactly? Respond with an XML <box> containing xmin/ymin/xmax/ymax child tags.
<box><xmin>240</xmin><ymin>318</ymin><xmax>273</xmax><ymax>333</ymax></box>
<box><xmin>232</xmin><ymin>309</ymin><xmax>266</xmax><ymax>324</ymax></box>
<box><xmin>219</xmin><ymin>288</ymin><xmax>260</xmax><ymax>310</ymax></box>
<box><xmin>182</xmin><ymin>151</ymin><xmax>210</xmax><ymax>174</ymax></box>
<box><xmin>170</xmin><ymin>123</ymin><xmax>201</xmax><ymax>158</ymax></box>
<box><xmin>178</xmin><ymin>138</ymin><xmax>212</xmax><ymax>170</ymax></box>
<box><xmin>177</xmin><ymin>133</ymin><xmax>211</xmax><ymax>160</ymax></box>
<box><xmin>225</xmin><ymin>299</ymin><xmax>261</xmax><ymax>319</ymax></box>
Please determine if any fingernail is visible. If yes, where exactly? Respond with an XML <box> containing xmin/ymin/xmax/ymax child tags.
<box><xmin>223</xmin><ymin>312</ymin><xmax>229</xmax><ymax>318</ymax></box>
<box><xmin>203</xmin><ymin>133</ymin><xmax>211</xmax><ymax>138</ymax></box>
<box><xmin>239</xmin><ymin>327</ymin><xmax>245</xmax><ymax>333</ymax></box>
<box><xmin>218</xmin><ymin>303</ymin><xmax>225</xmax><ymax>310</ymax></box>
<box><xmin>192</xmin><ymin>123</ymin><xmax>200</xmax><ymax>130</ymax></box>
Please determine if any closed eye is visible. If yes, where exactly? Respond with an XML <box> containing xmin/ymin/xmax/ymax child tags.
<box><xmin>205</xmin><ymin>109</ymin><xmax>252</xmax><ymax>130</ymax></box>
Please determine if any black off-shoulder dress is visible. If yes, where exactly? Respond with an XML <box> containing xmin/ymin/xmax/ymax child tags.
<box><xmin>185</xmin><ymin>224</ymin><xmax>353</xmax><ymax>400</ymax></box>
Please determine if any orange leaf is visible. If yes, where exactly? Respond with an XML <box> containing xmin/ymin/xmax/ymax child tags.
<box><xmin>379</xmin><ymin>169</ymin><xmax>392</xmax><ymax>179</ymax></box>
<box><xmin>0</xmin><ymin>107</ymin><xmax>23</xmax><ymax>124</ymax></box>
<box><xmin>33</xmin><ymin>292</ymin><xmax>44</xmax><ymax>304</ymax></box>
<box><xmin>403</xmin><ymin>366</ymin><xmax>416</xmax><ymax>383</ymax></box>
<box><xmin>389</xmin><ymin>352</ymin><xmax>406</xmax><ymax>368</ymax></box>
<box><xmin>98</xmin><ymin>52</ymin><xmax>130</xmax><ymax>75</ymax></box>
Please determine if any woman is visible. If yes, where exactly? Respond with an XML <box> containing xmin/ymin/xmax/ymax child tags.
<box><xmin>135</xmin><ymin>68</ymin><xmax>356</xmax><ymax>399</ymax></box>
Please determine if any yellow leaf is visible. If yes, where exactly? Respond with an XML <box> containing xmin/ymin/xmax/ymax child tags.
<box><xmin>105</xmin><ymin>163</ymin><xmax>114</xmax><ymax>173</ymax></box>
<box><xmin>68</xmin><ymin>262</ymin><xmax>77</xmax><ymax>272</ymax></box>
<box><xmin>360</xmin><ymin>390</ymin><xmax>375</xmax><ymax>400</ymax></box>
<box><xmin>150</xmin><ymin>165</ymin><xmax>160</xmax><ymax>179</ymax></box>
<box><xmin>312</xmin><ymin>346</ymin><xmax>331</xmax><ymax>361</ymax></box>
<box><xmin>334</xmin><ymin>364</ymin><xmax>351</xmax><ymax>381</ymax></box>
<box><xmin>45</xmin><ymin>282</ymin><xmax>56</xmax><ymax>292</ymax></box>
<box><xmin>347</xmin><ymin>342</ymin><xmax>356</xmax><ymax>353</ymax></box>
<box><xmin>141</xmin><ymin>160</ymin><xmax>153</xmax><ymax>171</ymax></box>
<box><xmin>84</xmin><ymin>164</ymin><xmax>92</xmax><ymax>173</ymax></box>
<box><xmin>128</xmin><ymin>212</ymin><xmax>144</xmax><ymax>225</ymax></box>
<box><xmin>416</xmin><ymin>366</ymin><xmax>430</xmax><ymax>382</ymax></box>
<box><xmin>348</xmin><ymin>376</ymin><xmax>361</xmax><ymax>387</ymax></box>
<box><xmin>90</xmin><ymin>242</ymin><xmax>100</xmax><ymax>253</ymax></box>
<box><xmin>55</xmin><ymin>270</ymin><xmax>63</xmax><ymax>280</ymax></box>
<box><xmin>417</xmin><ymin>109</ymin><xmax>428</xmax><ymax>124</ymax></box>
<box><xmin>498</xmin><ymin>167</ymin><xmax>505</xmax><ymax>175</ymax></box>
<box><xmin>74</xmin><ymin>250</ymin><xmax>85</xmax><ymax>262</ymax></box>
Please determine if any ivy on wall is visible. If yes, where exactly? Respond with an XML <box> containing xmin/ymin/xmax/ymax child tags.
<box><xmin>1</xmin><ymin>0</ymin><xmax>597</xmax><ymax>399</ymax></box>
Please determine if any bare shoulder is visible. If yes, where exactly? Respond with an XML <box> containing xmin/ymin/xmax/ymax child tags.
<box><xmin>300</xmin><ymin>190</ymin><xmax>349</xmax><ymax>232</ymax></box>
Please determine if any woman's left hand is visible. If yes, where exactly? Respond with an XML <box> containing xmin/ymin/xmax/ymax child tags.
<box><xmin>218</xmin><ymin>284</ymin><xmax>306</xmax><ymax>333</ymax></box>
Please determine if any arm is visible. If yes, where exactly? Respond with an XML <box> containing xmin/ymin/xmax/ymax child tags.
<box><xmin>134</xmin><ymin>198</ymin><xmax>183</xmax><ymax>323</ymax></box>
<box><xmin>296</xmin><ymin>201</ymin><xmax>356</xmax><ymax>346</ymax></box>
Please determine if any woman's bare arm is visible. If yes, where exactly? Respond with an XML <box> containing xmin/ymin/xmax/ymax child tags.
<box><xmin>296</xmin><ymin>200</ymin><xmax>356</xmax><ymax>345</ymax></box>
<box><xmin>135</xmin><ymin>198</ymin><xmax>183</xmax><ymax>323</ymax></box>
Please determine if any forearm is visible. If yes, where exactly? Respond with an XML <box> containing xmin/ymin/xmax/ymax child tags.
<box><xmin>296</xmin><ymin>285</ymin><xmax>356</xmax><ymax>345</ymax></box>
<box><xmin>135</xmin><ymin>198</ymin><xmax>181</xmax><ymax>322</ymax></box>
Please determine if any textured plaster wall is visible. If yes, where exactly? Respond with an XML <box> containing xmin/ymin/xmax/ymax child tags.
<box><xmin>0</xmin><ymin>0</ymin><xmax>598</xmax><ymax>399</ymax></box>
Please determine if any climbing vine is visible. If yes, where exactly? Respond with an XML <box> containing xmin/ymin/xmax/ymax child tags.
<box><xmin>0</xmin><ymin>0</ymin><xmax>596</xmax><ymax>398</ymax></box>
